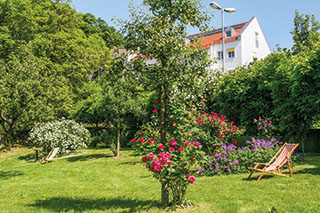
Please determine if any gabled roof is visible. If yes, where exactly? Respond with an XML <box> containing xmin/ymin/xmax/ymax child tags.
<box><xmin>188</xmin><ymin>21</ymin><xmax>249</xmax><ymax>48</ymax></box>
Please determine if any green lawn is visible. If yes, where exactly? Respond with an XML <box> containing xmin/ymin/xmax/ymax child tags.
<box><xmin>0</xmin><ymin>148</ymin><xmax>319</xmax><ymax>212</ymax></box>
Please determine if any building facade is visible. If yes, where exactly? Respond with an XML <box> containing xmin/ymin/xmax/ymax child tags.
<box><xmin>188</xmin><ymin>16</ymin><xmax>271</xmax><ymax>72</ymax></box>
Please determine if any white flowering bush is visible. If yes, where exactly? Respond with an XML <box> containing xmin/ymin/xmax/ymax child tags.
<box><xmin>28</xmin><ymin>118</ymin><xmax>90</xmax><ymax>154</ymax></box>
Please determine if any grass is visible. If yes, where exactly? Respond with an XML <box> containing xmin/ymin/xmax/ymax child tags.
<box><xmin>0</xmin><ymin>147</ymin><xmax>319</xmax><ymax>212</ymax></box>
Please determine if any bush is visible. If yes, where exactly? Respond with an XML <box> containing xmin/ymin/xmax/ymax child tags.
<box><xmin>28</xmin><ymin>118</ymin><xmax>90</xmax><ymax>154</ymax></box>
<box><xmin>199</xmin><ymin>137</ymin><xmax>284</xmax><ymax>175</ymax></box>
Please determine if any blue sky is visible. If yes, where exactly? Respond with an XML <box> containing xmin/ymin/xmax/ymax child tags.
<box><xmin>71</xmin><ymin>0</ymin><xmax>320</xmax><ymax>51</ymax></box>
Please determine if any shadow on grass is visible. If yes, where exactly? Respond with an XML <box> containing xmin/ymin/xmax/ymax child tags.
<box><xmin>18</xmin><ymin>153</ymin><xmax>37</xmax><ymax>163</ymax></box>
<box><xmin>294</xmin><ymin>165</ymin><xmax>320</xmax><ymax>175</ymax></box>
<box><xmin>243</xmin><ymin>174</ymin><xmax>275</xmax><ymax>181</ymax></box>
<box><xmin>0</xmin><ymin>170</ymin><xmax>24</xmax><ymax>179</ymax></box>
<box><xmin>294</xmin><ymin>157</ymin><xmax>320</xmax><ymax>175</ymax></box>
<box><xmin>29</xmin><ymin>197</ymin><xmax>160</xmax><ymax>212</ymax></box>
<box><xmin>66</xmin><ymin>154</ymin><xmax>112</xmax><ymax>162</ymax></box>
<box><xmin>119</xmin><ymin>160</ymin><xmax>140</xmax><ymax>165</ymax></box>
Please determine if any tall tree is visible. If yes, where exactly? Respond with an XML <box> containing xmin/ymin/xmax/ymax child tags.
<box><xmin>81</xmin><ymin>13</ymin><xmax>124</xmax><ymax>48</ymax></box>
<box><xmin>122</xmin><ymin>0</ymin><xmax>212</xmax><ymax>206</ymax></box>
<box><xmin>0</xmin><ymin>0</ymin><xmax>112</xmax><ymax>148</ymax></box>
<box><xmin>291</xmin><ymin>10</ymin><xmax>320</xmax><ymax>54</ymax></box>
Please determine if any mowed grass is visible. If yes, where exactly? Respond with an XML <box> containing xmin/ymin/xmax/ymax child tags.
<box><xmin>0</xmin><ymin>148</ymin><xmax>319</xmax><ymax>213</ymax></box>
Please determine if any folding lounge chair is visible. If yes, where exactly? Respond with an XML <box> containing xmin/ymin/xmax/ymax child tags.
<box><xmin>248</xmin><ymin>143</ymin><xmax>299</xmax><ymax>182</ymax></box>
<box><xmin>45</xmin><ymin>147</ymin><xmax>60</xmax><ymax>163</ymax></box>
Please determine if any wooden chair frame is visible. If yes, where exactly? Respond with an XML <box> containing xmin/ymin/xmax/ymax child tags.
<box><xmin>248</xmin><ymin>143</ymin><xmax>299</xmax><ymax>182</ymax></box>
<box><xmin>45</xmin><ymin>147</ymin><xmax>59</xmax><ymax>163</ymax></box>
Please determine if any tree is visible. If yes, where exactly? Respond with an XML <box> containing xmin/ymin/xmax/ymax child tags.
<box><xmin>99</xmin><ymin>54</ymin><xmax>149</xmax><ymax>157</ymax></box>
<box><xmin>122</xmin><ymin>0</ymin><xmax>212</xmax><ymax>207</ymax></box>
<box><xmin>0</xmin><ymin>48</ymin><xmax>69</xmax><ymax>149</ymax></box>
<box><xmin>81</xmin><ymin>13</ymin><xmax>124</xmax><ymax>48</ymax></box>
<box><xmin>291</xmin><ymin>10</ymin><xmax>320</xmax><ymax>54</ymax></box>
<box><xmin>0</xmin><ymin>0</ymin><xmax>112</xmax><ymax>148</ymax></box>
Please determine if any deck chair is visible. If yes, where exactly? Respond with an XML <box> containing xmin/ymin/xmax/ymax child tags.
<box><xmin>248</xmin><ymin>143</ymin><xmax>299</xmax><ymax>182</ymax></box>
<box><xmin>45</xmin><ymin>147</ymin><xmax>59</xmax><ymax>163</ymax></box>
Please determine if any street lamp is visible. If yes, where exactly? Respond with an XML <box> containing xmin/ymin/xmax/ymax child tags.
<box><xmin>209</xmin><ymin>1</ymin><xmax>235</xmax><ymax>72</ymax></box>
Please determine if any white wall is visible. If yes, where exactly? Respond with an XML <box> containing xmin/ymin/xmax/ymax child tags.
<box><xmin>208</xmin><ymin>40</ymin><xmax>242</xmax><ymax>72</ymax></box>
<box><xmin>240</xmin><ymin>17</ymin><xmax>271</xmax><ymax>65</ymax></box>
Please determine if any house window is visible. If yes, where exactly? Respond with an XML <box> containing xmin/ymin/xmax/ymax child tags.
<box><xmin>226</xmin><ymin>30</ymin><xmax>232</xmax><ymax>38</ymax></box>
<box><xmin>228</xmin><ymin>51</ymin><xmax>235</xmax><ymax>58</ymax></box>
<box><xmin>217</xmin><ymin>51</ymin><xmax>223</xmax><ymax>59</ymax></box>
<box><xmin>255</xmin><ymin>32</ymin><xmax>259</xmax><ymax>48</ymax></box>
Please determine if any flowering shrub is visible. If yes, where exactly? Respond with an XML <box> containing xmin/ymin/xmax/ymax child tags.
<box><xmin>167</xmin><ymin>105</ymin><xmax>244</xmax><ymax>155</ymax></box>
<box><xmin>199</xmin><ymin>137</ymin><xmax>284</xmax><ymax>175</ymax></box>
<box><xmin>131</xmin><ymin>103</ymin><xmax>244</xmax><ymax>205</ymax></box>
<box><xmin>254</xmin><ymin>117</ymin><xmax>273</xmax><ymax>138</ymax></box>
<box><xmin>131</xmin><ymin>136</ymin><xmax>206</xmax><ymax>205</ymax></box>
<box><xmin>28</xmin><ymin>118</ymin><xmax>90</xmax><ymax>154</ymax></box>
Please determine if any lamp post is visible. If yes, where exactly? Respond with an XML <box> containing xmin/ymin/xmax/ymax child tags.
<box><xmin>209</xmin><ymin>1</ymin><xmax>235</xmax><ymax>72</ymax></box>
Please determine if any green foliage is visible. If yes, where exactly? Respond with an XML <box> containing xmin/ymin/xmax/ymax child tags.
<box><xmin>81</xmin><ymin>12</ymin><xmax>124</xmax><ymax>48</ymax></box>
<box><xmin>122</xmin><ymin>0</ymin><xmax>212</xmax><ymax>206</ymax></box>
<box><xmin>0</xmin><ymin>0</ymin><xmax>113</xmax><ymax>147</ymax></box>
<box><xmin>209</xmin><ymin>46</ymin><xmax>320</xmax><ymax>140</ymax></box>
<box><xmin>28</xmin><ymin>118</ymin><xmax>90</xmax><ymax>154</ymax></box>
<box><xmin>291</xmin><ymin>10</ymin><xmax>320</xmax><ymax>54</ymax></box>
<box><xmin>0</xmin><ymin>49</ymin><xmax>69</xmax><ymax>148</ymax></box>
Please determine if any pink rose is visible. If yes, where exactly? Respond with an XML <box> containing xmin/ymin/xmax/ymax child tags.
<box><xmin>152</xmin><ymin>159</ymin><xmax>160</xmax><ymax>166</ymax></box>
<box><xmin>131</xmin><ymin>138</ymin><xmax>136</xmax><ymax>143</ymax></box>
<box><xmin>147</xmin><ymin>141</ymin><xmax>152</xmax><ymax>145</ymax></box>
<box><xmin>178</xmin><ymin>148</ymin><xmax>183</xmax><ymax>152</ymax></box>
<box><xmin>189</xmin><ymin>176</ymin><xmax>196</xmax><ymax>183</ymax></box>
<box><xmin>154</xmin><ymin>165</ymin><xmax>161</xmax><ymax>172</ymax></box>
<box><xmin>170</xmin><ymin>140</ymin><xmax>177</xmax><ymax>146</ymax></box>
<box><xmin>161</xmin><ymin>157</ymin><xmax>167</xmax><ymax>164</ymax></box>
<box><xmin>158</xmin><ymin>153</ymin><xmax>165</xmax><ymax>158</ymax></box>
<box><xmin>165</xmin><ymin>153</ymin><xmax>172</xmax><ymax>159</ymax></box>
<box><xmin>168</xmin><ymin>147</ymin><xmax>175</xmax><ymax>152</ymax></box>
<box><xmin>158</xmin><ymin>144</ymin><xmax>165</xmax><ymax>149</ymax></box>
<box><xmin>138</xmin><ymin>138</ymin><xmax>144</xmax><ymax>143</ymax></box>
<box><xmin>148</xmin><ymin>153</ymin><xmax>154</xmax><ymax>159</ymax></box>
<box><xmin>167</xmin><ymin>161</ymin><xmax>173</xmax><ymax>165</ymax></box>
<box><xmin>184</xmin><ymin>141</ymin><xmax>190</xmax><ymax>146</ymax></box>
<box><xmin>187</xmin><ymin>174</ymin><xmax>190</xmax><ymax>178</ymax></box>
<box><xmin>193</xmin><ymin>141</ymin><xmax>201</xmax><ymax>147</ymax></box>
<box><xmin>152</xmin><ymin>109</ymin><xmax>157</xmax><ymax>113</ymax></box>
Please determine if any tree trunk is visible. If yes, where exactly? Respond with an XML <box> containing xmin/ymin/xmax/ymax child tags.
<box><xmin>161</xmin><ymin>182</ymin><xmax>170</xmax><ymax>207</ymax></box>
<box><xmin>116</xmin><ymin>112</ymin><xmax>121</xmax><ymax>157</ymax></box>
<box><xmin>160</xmin><ymin>87</ymin><xmax>166</xmax><ymax>146</ymax></box>
<box><xmin>160</xmin><ymin>87</ymin><xmax>169</xmax><ymax>206</ymax></box>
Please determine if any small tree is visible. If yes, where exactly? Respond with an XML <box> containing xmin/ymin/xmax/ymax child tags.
<box><xmin>122</xmin><ymin>0</ymin><xmax>212</xmax><ymax>207</ymax></box>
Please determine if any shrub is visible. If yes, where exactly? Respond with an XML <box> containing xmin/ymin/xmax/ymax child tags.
<box><xmin>199</xmin><ymin>137</ymin><xmax>284</xmax><ymax>175</ymax></box>
<box><xmin>131</xmin><ymin>104</ymin><xmax>243</xmax><ymax>206</ymax></box>
<box><xmin>29</xmin><ymin>118</ymin><xmax>90</xmax><ymax>154</ymax></box>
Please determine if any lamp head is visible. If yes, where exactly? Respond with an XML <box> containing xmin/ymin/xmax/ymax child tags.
<box><xmin>224</xmin><ymin>8</ymin><xmax>236</xmax><ymax>13</ymax></box>
<box><xmin>209</xmin><ymin>1</ymin><xmax>222</xmax><ymax>10</ymax></box>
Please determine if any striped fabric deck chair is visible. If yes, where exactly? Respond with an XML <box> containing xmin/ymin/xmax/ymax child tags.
<box><xmin>248</xmin><ymin>143</ymin><xmax>299</xmax><ymax>182</ymax></box>
<box><xmin>45</xmin><ymin>147</ymin><xmax>59</xmax><ymax>163</ymax></box>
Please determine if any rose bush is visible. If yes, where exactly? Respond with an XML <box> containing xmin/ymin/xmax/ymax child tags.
<box><xmin>167</xmin><ymin>104</ymin><xmax>244</xmax><ymax>155</ymax></box>
<box><xmin>254</xmin><ymin>117</ymin><xmax>273</xmax><ymax>138</ymax></box>
<box><xmin>131</xmin><ymin>104</ymin><xmax>243</xmax><ymax>206</ymax></box>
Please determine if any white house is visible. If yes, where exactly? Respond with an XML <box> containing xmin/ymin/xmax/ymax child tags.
<box><xmin>188</xmin><ymin>16</ymin><xmax>271</xmax><ymax>72</ymax></box>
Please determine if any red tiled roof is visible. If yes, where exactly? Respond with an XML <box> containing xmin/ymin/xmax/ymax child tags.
<box><xmin>188</xmin><ymin>21</ymin><xmax>248</xmax><ymax>48</ymax></box>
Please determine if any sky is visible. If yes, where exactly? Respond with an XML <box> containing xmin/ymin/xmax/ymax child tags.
<box><xmin>71</xmin><ymin>0</ymin><xmax>320</xmax><ymax>52</ymax></box>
